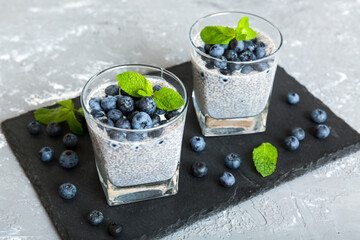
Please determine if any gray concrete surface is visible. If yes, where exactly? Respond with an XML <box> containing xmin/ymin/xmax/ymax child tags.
<box><xmin>0</xmin><ymin>0</ymin><xmax>359</xmax><ymax>239</ymax></box>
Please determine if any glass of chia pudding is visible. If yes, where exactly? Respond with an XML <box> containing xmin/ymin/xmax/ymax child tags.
<box><xmin>189</xmin><ymin>12</ymin><xmax>283</xmax><ymax>136</ymax></box>
<box><xmin>81</xmin><ymin>64</ymin><xmax>188</xmax><ymax>206</ymax></box>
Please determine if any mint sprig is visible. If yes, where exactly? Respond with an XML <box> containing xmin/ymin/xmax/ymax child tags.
<box><xmin>117</xmin><ymin>72</ymin><xmax>185</xmax><ymax>111</ymax></box>
<box><xmin>200</xmin><ymin>16</ymin><xmax>258</xmax><ymax>44</ymax></box>
<box><xmin>252</xmin><ymin>142</ymin><xmax>278</xmax><ymax>177</ymax></box>
<box><xmin>34</xmin><ymin>100</ymin><xmax>84</xmax><ymax>134</ymax></box>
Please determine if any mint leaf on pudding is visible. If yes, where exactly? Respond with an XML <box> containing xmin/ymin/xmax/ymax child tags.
<box><xmin>117</xmin><ymin>71</ymin><xmax>153</xmax><ymax>98</ymax></box>
<box><xmin>153</xmin><ymin>87</ymin><xmax>185</xmax><ymax>111</ymax></box>
<box><xmin>200</xmin><ymin>26</ymin><xmax>235</xmax><ymax>44</ymax></box>
<box><xmin>252</xmin><ymin>142</ymin><xmax>278</xmax><ymax>177</ymax></box>
<box><xmin>235</xmin><ymin>17</ymin><xmax>258</xmax><ymax>41</ymax></box>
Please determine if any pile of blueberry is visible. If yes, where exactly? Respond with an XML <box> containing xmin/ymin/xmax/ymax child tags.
<box><xmin>89</xmin><ymin>84</ymin><xmax>179</xmax><ymax>141</ymax></box>
<box><xmin>197</xmin><ymin>37</ymin><xmax>270</xmax><ymax>75</ymax></box>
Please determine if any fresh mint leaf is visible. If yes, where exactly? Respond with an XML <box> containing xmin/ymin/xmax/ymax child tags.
<box><xmin>235</xmin><ymin>16</ymin><xmax>258</xmax><ymax>41</ymax></box>
<box><xmin>77</xmin><ymin>107</ymin><xmax>84</xmax><ymax>117</ymax></box>
<box><xmin>34</xmin><ymin>107</ymin><xmax>69</xmax><ymax>124</ymax></box>
<box><xmin>153</xmin><ymin>87</ymin><xmax>185</xmax><ymax>111</ymax></box>
<box><xmin>253</xmin><ymin>143</ymin><xmax>278</xmax><ymax>177</ymax></box>
<box><xmin>237</xmin><ymin>16</ymin><xmax>250</xmax><ymax>28</ymax></box>
<box><xmin>57</xmin><ymin>100</ymin><xmax>74</xmax><ymax>110</ymax></box>
<box><xmin>117</xmin><ymin>71</ymin><xmax>153</xmax><ymax>98</ymax></box>
<box><xmin>200</xmin><ymin>26</ymin><xmax>235</xmax><ymax>44</ymax></box>
<box><xmin>66</xmin><ymin>111</ymin><xmax>83</xmax><ymax>135</ymax></box>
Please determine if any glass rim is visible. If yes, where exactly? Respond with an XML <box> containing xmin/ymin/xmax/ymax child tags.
<box><xmin>80</xmin><ymin>64</ymin><xmax>189</xmax><ymax>133</ymax></box>
<box><xmin>189</xmin><ymin>11</ymin><xmax>283</xmax><ymax>64</ymax></box>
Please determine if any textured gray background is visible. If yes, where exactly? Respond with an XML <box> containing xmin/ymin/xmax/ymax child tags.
<box><xmin>0</xmin><ymin>0</ymin><xmax>359</xmax><ymax>239</ymax></box>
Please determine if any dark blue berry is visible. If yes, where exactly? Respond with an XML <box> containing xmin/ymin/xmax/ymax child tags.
<box><xmin>154</xmin><ymin>108</ymin><xmax>167</xmax><ymax>115</ymax></box>
<box><xmin>220</xmin><ymin>44</ymin><xmax>229</xmax><ymax>50</ymax></box>
<box><xmin>311</xmin><ymin>109</ymin><xmax>327</xmax><ymax>123</ymax></box>
<box><xmin>108</xmin><ymin>222</ymin><xmax>123</xmax><ymax>237</ymax></box>
<box><xmin>99</xmin><ymin>118</ymin><xmax>114</xmax><ymax>127</ymax></box>
<box><xmin>287</xmin><ymin>92</ymin><xmax>300</xmax><ymax>105</ymax></box>
<box><xmin>101</xmin><ymin>96</ymin><xmax>117</xmax><ymax>112</ymax></box>
<box><xmin>89</xmin><ymin>97</ymin><xmax>102</xmax><ymax>111</ymax></box>
<box><xmin>225</xmin><ymin>153</ymin><xmax>241</xmax><ymax>169</ymax></box>
<box><xmin>220</xmin><ymin>69</ymin><xmax>232</xmax><ymax>75</ymax></box>
<box><xmin>120</xmin><ymin>89</ymin><xmax>129</xmax><ymax>96</ymax></box>
<box><xmin>204</xmin><ymin>59</ymin><xmax>214</xmax><ymax>69</ymax></box>
<box><xmin>105</xmin><ymin>85</ymin><xmax>120</xmax><ymax>96</ymax></box>
<box><xmin>254</xmin><ymin>47</ymin><xmax>266</xmax><ymax>59</ymax></box>
<box><xmin>284</xmin><ymin>136</ymin><xmax>300</xmax><ymax>151</ymax></box>
<box><xmin>58</xmin><ymin>183</ymin><xmax>77</xmax><ymax>200</ymax></box>
<box><xmin>204</xmin><ymin>44</ymin><xmax>212</xmax><ymax>53</ymax></box>
<box><xmin>150</xmin><ymin>114</ymin><xmax>160</xmax><ymax>126</ymax></box>
<box><xmin>115</xmin><ymin>118</ymin><xmax>131</xmax><ymax>129</ymax></box>
<box><xmin>214</xmin><ymin>56</ymin><xmax>227</xmax><ymax>69</ymax></box>
<box><xmin>192</xmin><ymin>161</ymin><xmax>208</xmax><ymax>178</ymax></box>
<box><xmin>28</xmin><ymin>121</ymin><xmax>41</xmax><ymax>135</ymax></box>
<box><xmin>46</xmin><ymin>122</ymin><xmax>62</xmax><ymax>137</ymax></box>
<box><xmin>253</xmin><ymin>62</ymin><xmax>269</xmax><ymax>72</ymax></box>
<box><xmin>106</xmin><ymin>109</ymin><xmax>123</xmax><ymax>122</ymax></box>
<box><xmin>291</xmin><ymin>127</ymin><xmax>305</xmax><ymax>141</ymax></box>
<box><xmin>244</xmin><ymin>40</ymin><xmax>256</xmax><ymax>51</ymax></box>
<box><xmin>137</xmin><ymin>97</ymin><xmax>156</xmax><ymax>115</ymax></box>
<box><xmin>189</xmin><ymin>136</ymin><xmax>206</xmax><ymax>152</ymax></box>
<box><xmin>219</xmin><ymin>172</ymin><xmax>235</xmax><ymax>187</ymax></box>
<box><xmin>59</xmin><ymin>150</ymin><xmax>79</xmax><ymax>168</ymax></box>
<box><xmin>209</xmin><ymin>44</ymin><xmax>224</xmax><ymax>57</ymax></box>
<box><xmin>39</xmin><ymin>146</ymin><xmax>54</xmax><ymax>162</ymax></box>
<box><xmin>88</xmin><ymin>210</ymin><xmax>104</xmax><ymax>226</ymax></box>
<box><xmin>91</xmin><ymin>110</ymin><xmax>105</xmax><ymax>119</ymax></box>
<box><xmin>314</xmin><ymin>124</ymin><xmax>330</xmax><ymax>139</ymax></box>
<box><xmin>227</xmin><ymin>62</ymin><xmax>242</xmax><ymax>72</ymax></box>
<box><xmin>229</xmin><ymin>39</ymin><xmax>245</xmax><ymax>52</ymax></box>
<box><xmin>241</xmin><ymin>65</ymin><xmax>254</xmax><ymax>74</ymax></box>
<box><xmin>117</xmin><ymin>96</ymin><xmax>134</xmax><ymax>115</ymax></box>
<box><xmin>107</xmin><ymin>130</ymin><xmax>126</xmax><ymax>142</ymax></box>
<box><xmin>197</xmin><ymin>46</ymin><xmax>205</xmax><ymax>53</ymax></box>
<box><xmin>127</xmin><ymin>111</ymin><xmax>139</xmax><ymax>122</ymax></box>
<box><xmin>165</xmin><ymin>110</ymin><xmax>179</xmax><ymax>120</ymax></box>
<box><xmin>153</xmin><ymin>85</ymin><xmax>162</xmax><ymax>92</ymax></box>
<box><xmin>255</xmin><ymin>41</ymin><xmax>265</xmax><ymax>48</ymax></box>
<box><xmin>131</xmin><ymin>112</ymin><xmax>152</xmax><ymax>130</ymax></box>
<box><xmin>126</xmin><ymin>132</ymin><xmax>144</xmax><ymax>141</ymax></box>
<box><xmin>224</xmin><ymin>50</ymin><xmax>238</xmax><ymax>61</ymax></box>
<box><xmin>62</xmin><ymin>133</ymin><xmax>78</xmax><ymax>148</ymax></box>
<box><xmin>239</xmin><ymin>50</ymin><xmax>256</xmax><ymax>61</ymax></box>
<box><xmin>147</xmin><ymin>128</ymin><xmax>164</xmax><ymax>138</ymax></box>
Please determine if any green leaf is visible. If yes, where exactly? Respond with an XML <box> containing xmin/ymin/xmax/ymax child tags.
<box><xmin>66</xmin><ymin>111</ymin><xmax>83</xmax><ymax>135</ymax></box>
<box><xmin>117</xmin><ymin>71</ymin><xmax>153</xmax><ymax>98</ymax></box>
<box><xmin>237</xmin><ymin>16</ymin><xmax>250</xmax><ymax>28</ymax></box>
<box><xmin>200</xmin><ymin>26</ymin><xmax>235</xmax><ymax>44</ymax></box>
<box><xmin>57</xmin><ymin>100</ymin><xmax>74</xmax><ymax>110</ymax></box>
<box><xmin>153</xmin><ymin>87</ymin><xmax>185</xmax><ymax>111</ymax></box>
<box><xmin>77</xmin><ymin>107</ymin><xmax>85</xmax><ymax>117</ymax></box>
<box><xmin>235</xmin><ymin>16</ymin><xmax>258</xmax><ymax>41</ymax></box>
<box><xmin>252</xmin><ymin>143</ymin><xmax>278</xmax><ymax>177</ymax></box>
<box><xmin>34</xmin><ymin>106</ymin><xmax>69</xmax><ymax>124</ymax></box>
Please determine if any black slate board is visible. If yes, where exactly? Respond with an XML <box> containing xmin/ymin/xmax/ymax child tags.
<box><xmin>2</xmin><ymin>62</ymin><xmax>360</xmax><ymax>240</ymax></box>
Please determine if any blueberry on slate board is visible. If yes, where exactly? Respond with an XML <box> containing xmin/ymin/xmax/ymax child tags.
<box><xmin>192</xmin><ymin>161</ymin><xmax>208</xmax><ymax>178</ymax></box>
<box><xmin>225</xmin><ymin>153</ymin><xmax>241</xmax><ymax>169</ymax></box>
<box><xmin>46</xmin><ymin>122</ymin><xmax>62</xmax><ymax>137</ymax></box>
<box><xmin>58</xmin><ymin>183</ymin><xmax>77</xmax><ymax>200</ymax></box>
<box><xmin>62</xmin><ymin>133</ymin><xmax>78</xmax><ymax>148</ymax></box>
<box><xmin>189</xmin><ymin>136</ymin><xmax>206</xmax><ymax>152</ymax></box>
<box><xmin>219</xmin><ymin>172</ymin><xmax>235</xmax><ymax>187</ymax></box>
<box><xmin>284</xmin><ymin>136</ymin><xmax>300</xmax><ymax>151</ymax></box>
<box><xmin>292</xmin><ymin>127</ymin><xmax>305</xmax><ymax>141</ymax></box>
<box><xmin>311</xmin><ymin>109</ymin><xmax>327</xmax><ymax>123</ymax></box>
<box><xmin>315</xmin><ymin>124</ymin><xmax>330</xmax><ymax>139</ymax></box>
<box><xmin>39</xmin><ymin>146</ymin><xmax>55</xmax><ymax>162</ymax></box>
<box><xmin>287</xmin><ymin>92</ymin><xmax>300</xmax><ymax>105</ymax></box>
<box><xmin>108</xmin><ymin>222</ymin><xmax>123</xmax><ymax>237</ymax></box>
<box><xmin>88</xmin><ymin>210</ymin><xmax>103</xmax><ymax>226</ymax></box>
<box><xmin>59</xmin><ymin>150</ymin><xmax>79</xmax><ymax>168</ymax></box>
<box><xmin>27</xmin><ymin>121</ymin><xmax>41</xmax><ymax>135</ymax></box>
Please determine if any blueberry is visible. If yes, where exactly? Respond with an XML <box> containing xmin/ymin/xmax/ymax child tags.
<box><xmin>214</xmin><ymin>56</ymin><xmax>227</xmax><ymax>69</ymax></box>
<box><xmin>204</xmin><ymin>59</ymin><xmax>215</xmax><ymax>69</ymax></box>
<box><xmin>150</xmin><ymin>114</ymin><xmax>160</xmax><ymax>126</ymax></box>
<box><xmin>108</xmin><ymin>222</ymin><xmax>123</xmax><ymax>237</ymax></box>
<box><xmin>46</xmin><ymin>122</ymin><xmax>62</xmax><ymax>137</ymax></box>
<box><xmin>91</xmin><ymin>110</ymin><xmax>105</xmax><ymax>119</ymax></box>
<box><xmin>225</xmin><ymin>153</ymin><xmax>241</xmax><ymax>169</ymax></box>
<box><xmin>287</xmin><ymin>92</ymin><xmax>300</xmax><ymax>105</ymax></box>
<box><xmin>115</xmin><ymin>118</ymin><xmax>131</xmax><ymax>129</ymax></box>
<box><xmin>137</xmin><ymin>97</ymin><xmax>156</xmax><ymax>115</ymax></box>
<box><xmin>254</xmin><ymin>47</ymin><xmax>266</xmax><ymax>59</ymax></box>
<box><xmin>88</xmin><ymin>210</ymin><xmax>103</xmax><ymax>226</ymax></box>
<box><xmin>253</xmin><ymin>62</ymin><xmax>269</xmax><ymax>72</ymax></box>
<box><xmin>62</xmin><ymin>133</ymin><xmax>78</xmax><ymax>148</ymax></box>
<box><xmin>224</xmin><ymin>50</ymin><xmax>238</xmax><ymax>61</ymax></box>
<box><xmin>284</xmin><ymin>136</ymin><xmax>300</xmax><ymax>151</ymax></box>
<box><xmin>28</xmin><ymin>121</ymin><xmax>41</xmax><ymax>135</ymax></box>
<box><xmin>314</xmin><ymin>124</ymin><xmax>330</xmax><ymax>139</ymax></box>
<box><xmin>127</xmin><ymin>111</ymin><xmax>140</xmax><ymax>122</ymax></box>
<box><xmin>220</xmin><ymin>69</ymin><xmax>232</xmax><ymax>76</ymax></box>
<box><xmin>39</xmin><ymin>146</ymin><xmax>54</xmax><ymax>162</ymax></box>
<box><xmin>165</xmin><ymin>110</ymin><xmax>179</xmax><ymax>120</ymax></box>
<box><xmin>101</xmin><ymin>96</ymin><xmax>117</xmax><ymax>112</ymax></box>
<box><xmin>209</xmin><ymin>44</ymin><xmax>225</xmax><ymax>57</ymax></box>
<box><xmin>131</xmin><ymin>112</ymin><xmax>152</xmax><ymax>130</ymax></box>
<box><xmin>58</xmin><ymin>183</ymin><xmax>77</xmax><ymax>200</ymax></box>
<box><xmin>241</xmin><ymin>65</ymin><xmax>254</xmax><ymax>74</ymax></box>
<box><xmin>204</xmin><ymin>44</ymin><xmax>212</xmax><ymax>53</ymax></box>
<box><xmin>147</xmin><ymin>127</ymin><xmax>164</xmax><ymax>138</ymax></box>
<box><xmin>126</xmin><ymin>132</ymin><xmax>144</xmax><ymax>141</ymax></box>
<box><xmin>189</xmin><ymin>136</ymin><xmax>206</xmax><ymax>152</ymax></box>
<box><xmin>192</xmin><ymin>161</ymin><xmax>208</xmax><ymax>177</ymax></box>
<box><xmin>107</xmin><ymin>130</ymin><xmax>126</xmax><ymax>141</ymax></box>
<box><xmin>239</xmin><ymin>50</ymin><xmax>256</xmax><ymax>61</ymax></box>
<box><xmin>99</xmin><ymin>118</ymin><xmax>114</xmax><ymax>127</ymax></box>
<box><xmin>104</xmin><ymin>85</ymin><xmax>120</xmax><ymax>96</ymax></box>
<box><xmin>154</xmin><ymin>108</ymin><xmax>167</xmax><ymax>115</ymax></box>
<box><xmin>117</xmin><ymin>96</ymin><xmax>134</xmax><ymax>115</ymax></box>
<box><xmin>227</xmin><ymin>62</ymin><xmax>242</xmax><ymax>72</ymax></box>
<box><xmin>153</xmin><ymin>85</ymin><xmax>162</xmax><ymax>92</ymax></box>
<box><xmin>59</xmin><ymin>150</ymin><xmax>79</xmax><ymax>168</ymax></box>
<box><xmin>106</xmin><ymin>109</ymin><xmax>123</xmax><ymax>122</ymax></box>
<box><xmin>311</xmin><ymin>109</ymin><xmax>327</xmax><ymax>123</ymax></box>
<box><xmin>291</xmin><ymin>127</ymin><xmax>305</xmax><ymax>141</ymax></box>
<box><xmin>244</xmin><ymin>40</ymin><xmax>256</xmax><ymax>51</ymax></box>
<box><xmin>89</xmin><ymin>97</ymin><xmax>102</xmax><ymax>111</ymax></box>
<box><xmin>219</xmin><ymin>172</ymin><xmax>235</xmax><ymax>187</ymax></box>
<box><xmin>255</xmin><ymin>41</ymin><xmax>265</xmax><ymax>48</ymax></box>
<box><xmin>220</xmin><ymin>44</ymin><xmax>229</xmax><ymax>50</ymax></box>
<box><xmin>229</xmin><ymin>39</ymin><xmax>245</xmax><ymax>52</ymax></box>
<box><xmin>120</xmin><ymin>89</ymin><xmax>129</xmax><ymax>96</ymax></box>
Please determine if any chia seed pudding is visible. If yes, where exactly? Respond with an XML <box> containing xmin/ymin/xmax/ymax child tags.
<box><xmin>191</xmin><ymin>32</ymin><xmax>277</xmax><ymax>119</ymax></box>
<box><xmin>85</xmin><ymin>76</ymin><xmax>186</xmax><ymax>187</ymax></box>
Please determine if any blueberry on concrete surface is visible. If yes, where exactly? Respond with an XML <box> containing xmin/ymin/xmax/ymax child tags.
<box><xmin>105</xmin><ymin>84</ymin><xmax>120</xmax><ymax>96</ymax></box>
<box><xmin>106</xmin><ymin>109</ymin><xmax>123</xmax><ymax>122</ymax></box>
<box><xmin>137</xmin><ymin>97</ymin><xmax>156</xmax><ymax>115</ymax></box>
<box><xmin>291</xmin><ymin>127</ymin><xmax>305</xmax><ymax>141</ymax></box>
<box><xmin>88</xmin><ymin>210</ymin><xmax>104</xmax><ymax>226</ymax></box>
<box><xmin>192</xmin><ymin>161</ymin><xmax>208</xmax><ymax>178</ymax></box>
<box><xmin>59</xmin><ymin>150</ymin><xmax>79</xmax><ymax>168</ymax></box>
<box><xmin>58</xmin><ymin>183</ymin><xmax>77</xmax><ymax>200</ymax></box>
<box><xmin>225</xmin><ymin>153</ymin><xmax>242</xmax><ymax>169</ymax></box>
<box><xmin>117</xmin><ymin>96</ymin><xmax>134</xmax><ymax>115</ymax></box>
<box><xmin>108</xmin><ymin>222</ymin><xmax>123</xmax><ymax>237</ymax></box>
<box><xmin>314</xmin><ymin>124</ymin><xmax>330</xmax><ymax>139</ymax></box>
<box><xmin>27</xmin><ymin>121</ymin><xmax>41</xmax><ymax>135</ymax></box>
<box><xmin>46</xmin><ymin>122</ymin><xmax>62</xmax><ymax>137</ymax></box>
<box><xmin>219</xmin><ymin>172</ymin><xmax>235</xmax><ymax>187</ymax></box>
<box><xmin>101</xmin><ymin>96</ymin><xmax>117</xmax><ymax>112</ymax></box>
<box><xmin>209</xmin><ymin>44</ymin><xmax>225</xmax><ymax>57</ymax></box>
<box><xmin>287</xmin><ymin>92</ymin><xmax>300</xmax><ymax>105</ymax></box>
<box><xmin>284</xmin><ymin>136</ymin><xmax>300</xmax><ymax>151</ymax></box>
<box><xmin>131</xmin><ymin>112</ymin><xmax>152</xmax><ymax>130</ymax></box>
<box><xmin>89</xmin><ymin>97</ymin><xmax>102</xmax><ymax>111</ymax></box>
<box><xmin>39</xmin><ymin>146</ymin><xmax>54</xmax><ymax>162</ymax></box>
<box><xmin>62</xmin><ymin>133</ymin><xmax>78</xmax><ymax>148</ymax></box>
<box><xmin>311</xmin><ymin>109</ymin><xmax>327</xmax><ymax>123</ymax></box>
<box><xmin>189</xmin><ymin>136</ymin><xmax>206</xmax><ymax>152</ymax></box>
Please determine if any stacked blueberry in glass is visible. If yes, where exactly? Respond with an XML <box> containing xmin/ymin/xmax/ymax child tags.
<box><xmin>197</xmin><ymin>38</ymin><xmax>269</xmax><ymax>75</ymax></box>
